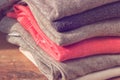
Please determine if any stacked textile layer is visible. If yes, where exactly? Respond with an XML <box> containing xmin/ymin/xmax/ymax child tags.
<box><xmin>1</xmin><ymin>17</ymin><xmax>120</xmax><ymax>80</ymax></box>
<box><xmin>7</xmin><ymin>1</ymin><xmax>120</xmax><ymax>61</ymax></box>
<box><xmin>21</xmin><ymin>0</ymin><xmax>120</xmax><ymax>46</ymax></box>
<box><xmin>1</xmin><ymin>0</ymin><xmax>120</xmax><ymax>80</ymax></box>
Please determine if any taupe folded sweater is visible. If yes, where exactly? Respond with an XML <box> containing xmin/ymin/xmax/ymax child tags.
<box><xmin>2</xmin><ymin>17</ymin><xmax>120</xmax><ymax>80</ymax></box>
<box><xmin>27</xmin><ymin>0</ymin><xmax>119</xmax><ymax>21</ymax></box>
<box><xmin>18</xmin><ymin>0</ymin><xmax>120</xmax><ymax>46</ymax></box>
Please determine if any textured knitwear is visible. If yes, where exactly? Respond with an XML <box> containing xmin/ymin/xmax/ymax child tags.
<box><xmin>0</xmin><ymin>0</ymin><xmax>19</xmax><ymax>20</ymax></box>
<box><xmin>1</xmin><ymin>16</ymin><xmax>120</xmax><ymax>80</ymax></box>
<box><xmin>53</xmin><ymin>2</ymin><xmax>120</xmax><ymax>32</ymax></box>
<box><xmin>20</xmin><ymin>47</ymin><xmax>120</xmax><ymax>80</ymax></box>
<box><xmin>25</xmin><ymin>0</ymin><xmax>119</xmax><ymax>21</ymax></box>
<box><xmin>77</xmin><ymin>67</ymin><xmax>120</xmax><ymax>80</ymax></box>
<box><xmin>22</xmin><ymin>1</ymin><xmax>120</xmax><ymax>32</ymax></box>
<box><xmin>12</xmin><ymin>3</ymin><xmax>120</xmax><ymax>46</ymax></box>
<box><xmin>5</xmin><ymin>24</ymin><xmax>120</xmax><ymax>80</ymax></box>
<box><xmin>7</xmin><ymin>5</ymin><xmax>120</xmax><ymax>61</ymax></box>
<box><xmin>20</xmin><ymin>49</ymin><xmax>120</xmax><ymax>80</ymax></box>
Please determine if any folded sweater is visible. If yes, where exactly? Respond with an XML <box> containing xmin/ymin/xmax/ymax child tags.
<box><xmin>23</xmin><ymin>1</ymin><xmax>120</xmax><ymax>32</ymax></box>
<box><xmin>19</xmin><ymin>48</ymin><xmax>120</xmax><ymax>80</ymax></box>
<box><xmin>6</xmin><ymin>27</ymin><xmax>120</xmax><ymax>80</ymax></box>
<box><xmin>0</xmin><ymin>0</ymin><xmax>19</xmax><ymax>20</ymax></box>
<box><xmin>7</xmin><ymin>5</ymin><xmax>120</xmax><ymax>61</ymax></box>
<box><xmin>77</xmin><ymin>67</ymin><xmax>120</xmax><ymax>80</ymax></box>
<box><xmin>53</xmin><ymin>1</ymin><xmax>120</xmax><ymax>32</ymax></box>
<box><xmin>1</xmin><ymin>18</ymin><xmax>120</xmax><ymax>80</ymax></box>
<box><xmin>11</xmin><ymin>3</ymin><xmax>120</xmax><ymax>46</ymax></box>
<box><xmin>26</xmin><ymin>0</ymin><xmax>119</xmax><ymax>21</ymax></box>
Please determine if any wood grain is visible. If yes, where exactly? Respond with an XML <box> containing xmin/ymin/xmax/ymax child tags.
<box><xmin>0</xmin><ymin>32</ymin><xmax>47</xmax><ymax>80</ymax></box>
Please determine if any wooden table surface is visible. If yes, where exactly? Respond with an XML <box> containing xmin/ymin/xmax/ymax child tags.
<box><xmin>0</xmin><ymin>32</ymin><xmax>47</xmax><ymax>80</ymax></box>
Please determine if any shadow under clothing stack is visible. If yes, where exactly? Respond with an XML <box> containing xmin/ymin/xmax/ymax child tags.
<box><xmin>1</xmin><ymin>0</ymin><xmax>120</xmax><ymax>80</ymax></box>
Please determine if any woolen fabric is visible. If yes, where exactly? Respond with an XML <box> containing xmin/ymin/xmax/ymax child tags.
<box><xmin>1</xmin><ymin>16</ymin><xmax>120</xmax><ymax>80</ymax></box>
<box><xmin>20</xmin><ymin>48</ymin><xmax>120</xmax><ymax>80</ymax></box>
<box><xmin>77</xmin><ymin>67</ymin><xmax>120</xmax><ymax>80</ymax></box>
<box><xmin>25</xmin><ymin>0</ymin><xmax>119</xmax><ymax>21</ymax></box>
<box><xmin>7</xmin><ymin>5</ymin><xmax>120</xmax><ymax>61</ymax></box>
<box><xmin>53</xmin><ymin>1</ymin><xmax>120</xmax><ymax>32</ymax></box>
<box><xmin>6</xmin><ymin>28</ymin><xmax>120</xmax><ymax>80</ymax></box>
<box><xmin>11</xmin><ymin>3</ymin><xmax>120</xmax><ymax>46</ymax></box>
<box><xmin>22</xmin><ymin>1</ymin><xmax>120</xmax><ymax>32</ymax></box>
<box><xmin>0</xmin><ymin>0</ymin><xmax>19</xmax><ymax>20</ymax></box>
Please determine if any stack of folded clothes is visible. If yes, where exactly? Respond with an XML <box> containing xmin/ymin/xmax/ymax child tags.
<box><xmin>1</xmin><ymin>0</ymin><xmax>120</xmax><ymax>80</ymax></box>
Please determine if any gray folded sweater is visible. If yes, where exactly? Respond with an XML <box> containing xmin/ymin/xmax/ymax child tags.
<box><xmin>2</xmin><ymin>17</ymin><xmax>120</xmax><ymax>80</ymax></box>
<box><xmin>27</xmin><ymin>0</ymin><xmax>119</xmax><ymax>21</ymax></box>
<box><xmin>52</xmin><ymin>2</ymin><xmax>120</xmax><ymax>32</ymax></box>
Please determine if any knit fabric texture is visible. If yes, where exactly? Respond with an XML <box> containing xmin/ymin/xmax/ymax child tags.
<box><xmin>8</xmin><ymin>35</ymin><xmax>120</xmax><ymax>80</ymax></box>
<box><xmin>0</xmin><ymin>0</ymin><xmax>20</xmax><ymax>20</ymax></box>
<box><xmin>6</xmin><ymin>5</ymin><xmax>120</xmax><ymax>61</ymax></box>
<box><xmin>53</xmin><ymin>1</ymin><xmax>120</xmax><ymax>32</ymax></box>
<box><xmin>23</xmin><ymin>0</ymin><xmax>120</xmax><ymax>32</ymax></box>
<box><xmin>77</xmin><ymin>67</ymin><xmax>120</xmax><ymax>80</ymax></box>
<box><xmin>15</xmin><ymin>2</ymin><xmax>120</xmax><ymax>46</ymax></box>
<box><xmin>20</xmin><ymin>48</ymin><xmax>120</xmax><ymax>80</ymax></box>
<box><xmin>2</xmin><ymin>17</ymin><xmax>120</xmax><ymax>80</ymax></box>
<box><xmin>27</xmin><ymin>0</ymin><xmax>119</xmax><ymax>21</ymax></box>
